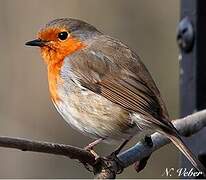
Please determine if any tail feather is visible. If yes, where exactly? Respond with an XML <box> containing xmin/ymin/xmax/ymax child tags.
<box><xmin>167</xmin><ymin>133</ymin><xmax>206</xmax><ymax>176</ymax></box>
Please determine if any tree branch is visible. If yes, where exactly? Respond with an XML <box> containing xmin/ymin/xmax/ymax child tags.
<box><xmin>0</xmin><ymin>136</ymin><xmax>95</xmax><ymax>166</ymax></box>
<box><xmin>0</xmin><ymin>110</ymin><xmax>206</xmax><ymax>178</ymax></box>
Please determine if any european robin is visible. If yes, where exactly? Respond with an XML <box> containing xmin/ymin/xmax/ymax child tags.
<box><xmin>26</xmin><ymin>18</ymin><xmax>205</xmax><ymax>173</ymax></box>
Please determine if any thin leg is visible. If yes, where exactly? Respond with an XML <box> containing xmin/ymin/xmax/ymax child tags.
<box><xmin>84</xmin><ymin>138</ymin><xmax>103</xmax><ymax>150</ymax></box>
<box><xmin>112</xmin><ymin>139</ymin><xmax>130</xmax><ymax>156</ymax></box>
<box><xmin>84</xmin><ymin>138</ymin><xmax>103</xmax><ymax>159</ymax></box>
<box><xmin>105</xmin><ymin>139</ymin><xmax>131</xmax><ymax>174</ymax></box>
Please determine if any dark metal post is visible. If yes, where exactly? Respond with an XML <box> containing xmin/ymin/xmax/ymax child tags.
<box><xmin>178</xmin><ymin>0</ymin><xmax>206</xmax><ymax>172</ymax></box>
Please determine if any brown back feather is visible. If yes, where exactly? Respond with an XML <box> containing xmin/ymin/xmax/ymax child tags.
<box><xmin>65</xmin><ymin>35</ymin><xmax>170</xmax><ymax>129</ymax></box>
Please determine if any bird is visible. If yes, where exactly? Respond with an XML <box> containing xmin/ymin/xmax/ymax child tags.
<box><xmin>25</xmin><ymin>18</ymin><xmax>205</xmax><ymax>174</ymax></box>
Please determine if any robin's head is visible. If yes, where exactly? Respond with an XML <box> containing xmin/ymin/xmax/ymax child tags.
<box><xmin>26</xmin><ymin>18</ymin><xmax>101</xmax><ymax>64</ymax></box>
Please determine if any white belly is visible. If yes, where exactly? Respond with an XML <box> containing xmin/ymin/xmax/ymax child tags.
<box><xmin>53</xmin><ymin>81</ymin><xmax>139</xmax><ymax>143</ymax></box>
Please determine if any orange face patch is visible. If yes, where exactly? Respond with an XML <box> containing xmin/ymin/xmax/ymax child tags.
<box><xmin>38</xmin><ymin>27</ymin><xmax>86</xmax><ymax>64</ymax></box>
<box><xmin>38</xmin><ymin>27</ymin><xmax>65</xmax><ymax>41</ymax></box>
<box><xmin>38</xmin><ymin>27</ymin><xmax>86</xmax><ymax>102</ymax></box>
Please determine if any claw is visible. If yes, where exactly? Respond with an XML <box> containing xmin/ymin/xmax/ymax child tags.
<box><xmin>84</xmin><ymin>138</ymin><xmax>103</xmax><ymax>160</ymax></box>
<box><xmin>106</xmin><ymin>152</ymin><xmax>124</xmax><ymax>174</ymax></box>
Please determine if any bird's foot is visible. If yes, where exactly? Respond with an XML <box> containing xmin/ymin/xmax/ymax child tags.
<box><xmin>84</xmin><ymin>138</ymin><xmax>103</xmax><ymax>160</ymax></box>
<box><xmin>103</xmin><ymin>151</ymin><xmax>124</xmax><ymax>174</ymax></box>
<box><xmin>83</xmin><ymin>139</ymin><xmax>102</xmax><ymax>173</ymax></box>
<box><xmin>84</xmin><ymin>146</ymin><xmax>100</xmax><ymax>160</ymax></box>
<box><xmin>112</xmin><ymin>139</ymin><xmax>130</xmax><ymax>156</ymax></box>
<box><xmin>98</xmin><ymin>139</ymin><xmax>131</xmax><ymax>174</ymax></box>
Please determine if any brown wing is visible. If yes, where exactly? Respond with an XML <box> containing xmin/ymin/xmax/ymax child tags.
<box><xmin>65</xmin><ymin>35</ymin><xmax>171</xmax><ymax>130</ymax></box>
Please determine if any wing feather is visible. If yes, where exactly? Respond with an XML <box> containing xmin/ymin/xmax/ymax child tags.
<box><xmin>64</xmin><ymin>35</ymin><xmax>171</xmax><ymax>131</ymax></box>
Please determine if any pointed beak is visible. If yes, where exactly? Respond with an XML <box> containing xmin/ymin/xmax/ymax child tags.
<box><xmin>25</xmin><ymin>39</ymin><xmax>48</xmax><ymax>47</ymax></box>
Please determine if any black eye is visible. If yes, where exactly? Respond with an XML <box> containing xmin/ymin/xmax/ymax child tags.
<box><xmin>58</xmin><ymin>31</ymin><xmax>68</xmax><ymax>40</ymax></box>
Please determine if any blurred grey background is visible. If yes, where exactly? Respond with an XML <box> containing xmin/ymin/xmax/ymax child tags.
<box><xmin>0</xmin><ymin>0</ymin><xmax>180</xmax><ymax>178</ymax></box>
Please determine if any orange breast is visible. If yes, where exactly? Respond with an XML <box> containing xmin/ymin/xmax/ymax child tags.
<box><xmin>47</xmin><ymin>61</ymin><xmax>63</xmax><ymax>102</ymax></box>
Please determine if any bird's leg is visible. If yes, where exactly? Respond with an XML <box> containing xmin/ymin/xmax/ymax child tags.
<box><xmin>105</xmin><ymin>138</ymin><xmax>132</xmax><ymax>174</ymax></box>
<box><xmin>84</xmin><ymin>138</ymin><xmax>103</xmax><ymax>159</ymax></box>
<box><xmin>84</xmin><ymin>138</ymin><xmax>103</xmax><ymax>150</ymax></box>
<box><xmin>82</xmin><ymin>139</ymin><xmax>103</xmax><ymax>172</ymax></box>
<box><xmin>111</xmin><ymin>139</ymin><xmax>130</xmax><ymax>157</ymax></box>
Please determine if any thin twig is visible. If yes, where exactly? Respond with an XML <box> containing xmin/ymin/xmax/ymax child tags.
<box><xmin>0</xmin><ymin>136</ymin><xmax>95</xmax><ymax>166</ymax></box>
